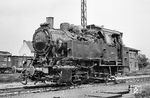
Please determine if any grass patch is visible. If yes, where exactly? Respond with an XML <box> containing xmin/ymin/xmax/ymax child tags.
<box><xmin>134</xmin><ymin>86</ymin><xmax>150</xmax><ymax>98</ymax></box>
<box><xmin>0</xmin><ymin>73</ymin><xmax>21</xmax><ymax>83</ymax></box>
<box><xmin>126</xmin><ymin>69</ymin><xmax>150</xmax><ymax>76</ymax></box>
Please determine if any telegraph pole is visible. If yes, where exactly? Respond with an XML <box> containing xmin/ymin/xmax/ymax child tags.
<box><xmin>81</xmin><ymin>0</ymin><xmax>87</xmax><ymax>28</ymax></box>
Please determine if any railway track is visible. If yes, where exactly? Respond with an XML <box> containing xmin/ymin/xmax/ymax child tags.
<box><xmin>0</xmin><ymin>83</ymin><xmax>74</xmax><ymax>97</ymax></box>
<box><xmin>0</xmin><ymin>75</ymin><xmax>150</xmax><ymax>97</ymax></box>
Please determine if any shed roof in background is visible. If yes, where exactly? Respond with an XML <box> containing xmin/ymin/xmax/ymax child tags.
<box><xmin>0</xmin><ymin>51</ymin><xmax>12</xmax><ymax>56</ymax></box>
<box><xmin>23</xmin><ymin>40</ymin><xmax>34</xmax><ymax>53</ymax></box>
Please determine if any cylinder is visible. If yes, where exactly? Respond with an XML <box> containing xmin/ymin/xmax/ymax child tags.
<box><xmin>46</xmin><ymin>17</ymin><xmax>54</xmax><ymax>29</ymax></box>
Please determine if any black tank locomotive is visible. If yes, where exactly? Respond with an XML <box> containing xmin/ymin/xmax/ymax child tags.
<box><xmin>21</xmin><ymin>17</ymin><xmax>128</xmax><ymax>84</ymax></box>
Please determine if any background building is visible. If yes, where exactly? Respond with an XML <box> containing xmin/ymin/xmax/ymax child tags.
<box><xmin>0</xmin><ymin>51</ymin><xmax>12</xmax><ymax>73</ymax></box>
<box><xmin>19</xmin><ymin>40</ymin><xmax>34</xmax><ymax>56</ymax></box>
<box><xmin>128</xmin><ymin>47</ymin><xmax>139</xmax><ymax>72</ymax></box>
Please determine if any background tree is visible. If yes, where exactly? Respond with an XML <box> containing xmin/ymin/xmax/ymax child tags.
<box><xmin>138</xmin><ymin>54</ymin><xmax>149</xmax><ymax>69</ymax></box>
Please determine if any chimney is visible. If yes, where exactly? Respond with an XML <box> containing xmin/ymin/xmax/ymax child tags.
<box><xmin>46</xmin><ymin>17</ymin><xmax>54</xmax><ymax>29</ymax></box>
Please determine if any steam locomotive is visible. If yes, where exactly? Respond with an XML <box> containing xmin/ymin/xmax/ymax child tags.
<box><xmin>20</xmin><ymin>17</ymin><xmax>129</xmax><ymax>85</ymax></box>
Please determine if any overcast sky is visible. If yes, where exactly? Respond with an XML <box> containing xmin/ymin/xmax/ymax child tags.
<box><xmin>0</xmin><ymin>0</ymin><xmax>150</xmax><ymax>57</ymax></box>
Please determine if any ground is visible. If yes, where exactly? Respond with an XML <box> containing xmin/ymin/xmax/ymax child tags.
<box><xmin>0</xmin><ymin>74</ymin><xmax>150</xmax><ymax>98</ymax></box>
<box><xmin>0</xmin><ymin>82</ymin><xmax>149</xmax><ymax>98</ymax></box>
